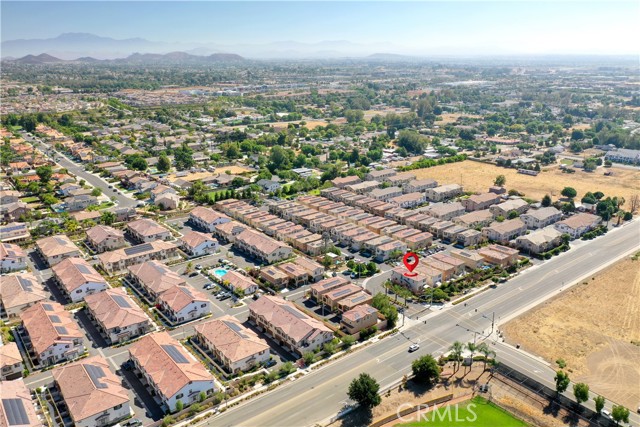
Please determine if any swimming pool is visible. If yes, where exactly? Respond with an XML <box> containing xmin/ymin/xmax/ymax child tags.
<box><xmin>213</xmin><ymin>268</ymin><xmax>228</xmax><ymax>278</ymax></box>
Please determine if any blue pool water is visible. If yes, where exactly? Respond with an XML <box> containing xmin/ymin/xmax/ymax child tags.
<box><xmin>213</xmin><ymin>268</ymin><xmax>228</xmax><ymax>277</ymax></box>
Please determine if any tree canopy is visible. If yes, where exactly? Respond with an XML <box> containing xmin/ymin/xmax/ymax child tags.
<box><xmin>347</xmin><ymin>373</ymin><xmax>381</xmax><ymax>409</ymax></box>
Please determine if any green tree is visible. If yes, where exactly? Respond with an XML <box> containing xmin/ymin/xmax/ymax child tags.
<box><xmin>593</xmin><ymin>396</ymin><xmax>605</xmax><ymax>414</ymax></box>
<box><xmin>611</xmin><ymin>405</ymin><xmax>630</xmax><ymax>425</ymax></box>
<box><xmin>36</xmin><ymin>165</ymin><xmax>53</xmax><ymax>183</ymax></box>
<box><xmin>157</xmin><ymin>154</ymin><xmax>171</xmax><ymax>173</ymax></box>
<box><xmin>554</xmin><ymin>370</ymin><xmax>570</xmax><ymax>395</ymax></box>
<box><xmin>541</xmin><ymin>194</ymin><xmax>552</xmax><ymax>207</ymax></box>
<box><xmin>494</xmin><ymin>175</ymin><xmax>506</xmax><ymax>186</ymax></box>
<box><xmin>477</xmin><ymin>343</ymin><xmax>496</xmax><ymax>371</ymax></box>
<box><xmin>347</xmin><ymin>373</ymin><xmax>381</xmax><ymax>408</ymax></box>
<box><xmin>303</xmin><ymin>352</ymin><xmax>315</xmax><ymax>366</ymax></box>
<box><xmin>465</xmin><ymin>342</ymin><xmax>477</xmax><ymax>371</ymax></box>
<box><xmin>91</xmin><ymin>187</ymin><xmax>102</xmax><ymax>197</ymax></box>
<box><xmin>268</xmin><ymin>146</ymin><xmax>290</xmax><ymax>172</ymax></box>
<box><xmin>100</xmin><ymin>210</ymin><xmax>116</xmax><ymax>225</ymax></box>
<box><xmin>174</xmin><ymin>142</ymin><xmax>195</xmax><ymax>171</ymax></box>
<box><xmin>507</xmin><ymin>210</ymin><xmax>518</xmax><ymax>219</ymax></box>
<box><xmin>449</xmin><ymin>341</ymin><xmax>464</xmax><ymax>372</ymax></box>
<box><xmin>175</xmin><ymin>400</ymin><xmax>183</xmax><ymax>412</ymax></box>
<box><xmin>397</xmin><ymin>130</ymin><xmax>427</xmax><ymax>155</ymax></box>
<box><xmin>561</xmin><ymin>187</ymin><xmax>577</xmax><ymax>199</ymax></box>
<box><xmin>573</xmin><ymin>382</ymin><xmax>589</xmax><ymax>405</ymax></box>
<box><xmin>411</xmin><ymin>355</ymin><xmax>441</xmax><ymax>386</ymax></box>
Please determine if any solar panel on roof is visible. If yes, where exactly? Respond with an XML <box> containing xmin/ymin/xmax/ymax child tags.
<box><xmin>42</xmin><ymin>303</ymin><xmax>54</xmax><ymax>311</ymax></box>
<box><xmin>49</xmin><ymin>315</ymin><xmax>61</xmax><ymax>323</ymax></box>
<box><xmin>282</xmin><ymin>305</ymin><xmax>307</xmax><ymax>319</ymax></box>
<box><xmin>223</xmin><ymin>320</ymin><xmax>249</xmax><ymax>339</ymax></box>
<box><xmin>161</xmin><ymin>344</ymin><xmax>189</xmax><ymax>363</ymax></box>
<box><xmin>75</xmin><ymin>263</ymin><xmax>94</xmax><ymax>275</ymax></box>
<box><xmin>85</xmin><ymin>364</ymin><xmax>107</xmax><ymax>389</ymax></box>
<box><xmin>17</xmin><ymin>276</ymin><xmax>33</xmax><ymax>292</ymax></box>
<box><xmin>0</xmin><ymin>224</ymin><xmax>27</xmax><ymax>233</ymax></box>
<box><xmin>54</xmin><ymin>237</ymin><xmax>69</xmax><ymax>245</ymax></box>
<box><xmin>124</xmin><ymin>243</ymin><xmax>154</xmax><ymax>256</ymax></box>
<box><xmin>351</xmin><ymin>295</ymin><xmax>367</xmax><ymax>303</ymax></box>
<box><xmin>333</xmin><ymin>289</ymin><xmax>353</xmax><ymax>298</ymax></box>
<box><xmin>2</xmin><ymin>398</ymin><xmax>29</xmax><ymax>426</ymax></box>
<box><xmin>112</xmin><ymin>295</ymin><xmax>132</xmax><ymax>308</ymax></box>
<box><xmin>55</xmin><ymin>326</ymin><xmax>68</xmax><ymax>335</ymax></box>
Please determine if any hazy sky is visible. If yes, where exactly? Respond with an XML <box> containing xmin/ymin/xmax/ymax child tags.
<box><xmin>2</xmin><ymin>1</ymin><xmax>639</xmax><ymax>55</ymax></box>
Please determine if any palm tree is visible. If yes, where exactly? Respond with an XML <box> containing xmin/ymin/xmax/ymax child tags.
<box><xmin>449</xmin><ymin>341</ymin><xmax>463</xmax><ymax>372</ymax></box>
<box><xmin>477</xmin><ymin>343</ymin><xmax>496</xmax><ymax>371</ymax></box>
<box><xmin>466</xmin><ymin>342</ymin><xmax>477</xmax><ymax>372</ymax></box>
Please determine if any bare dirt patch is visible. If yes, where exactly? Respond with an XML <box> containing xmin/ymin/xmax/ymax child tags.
<box><xmin>411</xmin><ymin>160</ymin><xmax>640</xmax><ymax>204</ymax></box>
<box><xmin>502</xmin><ymin>257</ymin><xmax>640</xmax><ymax>409</ymax></box>
<box><xmin>167</xmin><ymin>166</ymin><xmax>253</xmax><ymax>182</ymax></box>
<box><xmin>437</xmin><ymin>113</ymin><xmax>482</xmax><ymax>125</ymax></box>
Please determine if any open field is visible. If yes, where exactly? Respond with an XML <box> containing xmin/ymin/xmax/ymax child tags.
<box><xmin>503</xmin><ymin>256</ymin><xmax>640</xmax><ymax>409</ymax></box>
<box><xmin>397</xmin><ymin>396</ymin><xmax>528</xmax><ymax>427</ymax></box>
<box><xmin>167</xmin><ymin>166</ymin><xmax>253</xmax><ymax>182</ymax></box>
<box><xmin>412</xmin><ymin>160</ymin><xmax>640</xmax><ymax>204</ymax></box>
<box><xmin>437</xmin><ymin>113</ymin><xmax>483</xmax><ymax>125</ymax></box>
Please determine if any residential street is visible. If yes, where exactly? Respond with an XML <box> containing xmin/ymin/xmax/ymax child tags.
<box><xmin>200</xmin><ymin>220</ymin><xmax>640</xmax><ymax>427</ymax></box>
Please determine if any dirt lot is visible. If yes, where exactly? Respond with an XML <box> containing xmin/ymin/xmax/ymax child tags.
<box><xmin>412</xmin><ymin>160</ymin><xmax>640</xmax><ymax>204</ymax></box>
<box><xmin>167</xmin><ymin>166</ymin><xmax>253</xmax><ymax>182</ymax></box>
<box><xmin>503</xmin><ymin>256</ymin><xmax>640</xmax><ymax>409</ymax></box>
<box><xmin>437</xmin><ymin>113</ymin><xmax>482</xmax><ymax>125</ymax></box>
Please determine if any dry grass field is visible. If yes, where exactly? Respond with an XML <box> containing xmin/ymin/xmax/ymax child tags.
<box><xmin>412</xmin><ymin>160</ymin><xmax>640</xmax><ymax>204</ymax></box>
<box><xmin>167</xmin><ymin>165</ymin><xmax>253</xmax><ymax>182</ymax></box>
<box><xmin>503</xmin><ymin>256</ymin><xmax>640</xmax><ymax>409</ymax></box>
<box><xmin>437</xmin><ymin>113</ymin><xmax>482</xmax><ymax>125</ymax></box>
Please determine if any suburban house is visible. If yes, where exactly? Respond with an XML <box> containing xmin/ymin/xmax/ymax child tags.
<box><xmin>157</xmin><ymin>285</ymin><xmax>211</xmax><ymax>325</ymax></box>
<box><xmin>233</xmin><ymin>229</ymin><xmax>293</xmax><ymax>264</ymax></box>
<box><xmin>449</xmin><ymin>248</ymin><xmax>485</xmax><ymax>269</ymax></box>
<box><xmin>455</xmin><ymin>210</ymin><xmax>495</xmax><ymax>228</ymax></box>
<box><xmin>36</xmin><ymin>235</ymin><xmax>82</xmax><ymax>266</ymax></box>
<box><xmin>320</xmin><ymin>284</ymin><xmax>362</xmax><ymax>311</ymax></box>
<box><xmin>292</xmin><ymin>256</ymin><xmax>325</xmax><ymax>282</ymax></box>
<box><xmin>0</xmin><ymin>222</ymin><xmax>30</xmax><ymax>243</ymax></box>
<box><xmin>98</xmin><ymin>240</ymin><xmax>180</xmax><ymax>275</ymax></box>
<box><xmin>403</xmin><ymin>178</ymin><xmax>438</xmax><ymax>193</ymax></box>
<box><xmin>389</xmin><ymin>192</ymin><xmax>427</xmax><ymax>208</ymax></box>
<box><xmin>212</xmin><ymin>220</ymin><xmax>248</xmax><ymax>242</ymax></box>
<box><xmin>249</xmin><ymin>295</ymin><xmax>334</xmax><ymax>356</ymax></box>
<box><xmin>0</xmin><ymin>379</ymin><xmax>41</xmax><ymax>426</ymax></box>
<box><xmin>150</xmin><ymin>184</ymin><xmax>177</xmax><ymax>201</ymax></box>
<box><xmin>84</xmin><ymin>288</ymin><xmax>153</xmax><ymax>345</ymax></box>
<box><xmin>390</xmin><ymin>264</ymin><xmax>443</xmax><ymax>294</ymax></box>
<box><xmin>520</xmin><ymin>207</ymin><xmax>562</xmax><ymax>229</ymax></box>
<box><xmin>128</xmin><ymin>332</ymin><xmax>215</xmax><ymax>412</ymax></box>
<box><xmin>0</xmin><ymin>273</ymin><xmax>47</xmax><ymax>320</ymax></box>
<box><xmin>194</xmin><ymin>316</ymin><xmax>270</xmax><ymax>374</ymax></box>
<box><xmin>341</xmin><ymin>304</ymin><xmax>379</xmax><ymax>335</ymax></box>
<box><xmin>86</xmin><ymin>225</ymin><xmax>126</xmax><ymax>253</ymax></box>
<box><xmin>604</xmin><ymin>148</ymin><xmax>640</xmax><ymax>165</ymax></box>
<box><xmin>456</xmin><ymin>229</ymin><xmax>484</xmax><ymax>247</ymax></box>
<box><xmin>310</xmin><ymin>277</ymin><xmax>350</xmax><ymax>300</ymax></box>
<box><xmin>0</xmin><ymin>342</ymin><xmax>23</xmax><ymax>380</ymax></box>
<box><xmin>462</xmin><ymin>193</ymin><xmax>502</xmax><ymax>212</ymax></box>
<box><xmin>126</xmin><ymin>219</ymin><xmax>173</xmax><ymax>243</ymax></box>
<box><xmin>179</xmin><ymin>231</ymin><xmax>219</xmax><ymax>257</ymax></box>
<box><xmin>478</xmin><ymin>244</ymin><xmax>520</xmax><ymax>266</ymax></box>
<box><xmin>155</xmin><ymin>193</ymin><xmax>181</xmax><ymax>210</ymax></box>
<box><xmin>489</xmin><ymin>198</ymin><xmax>529</xmax><ymax>218</ymax></box>
<box><xmin>52</xmin><ymin>356</ymin><xmax>130</xmax><ymax>427</ymax></box>
<box><xmin>425</xmin><ymin>184</ymin><xmax>463</xmax><ymax>202</ymax></box>
<box><xmin>64</xmin><ymin>195</ymin><xmax>98</xmax><ymax>212</ymax></box>
<box><xmin>387</xmin><ymin>172</ymin><xmax>416</xmax><ymax>187</ymax></box>
<box><xmin>189</xmin><ymin>206</ymin><xmax>231</xmax><ymax>232</ymax></box>
<box><xmin>554</xmin><ymin>213</ymin><xmax>602</xmax><ymax>239</ymax></box>
<box><xmin>220</xmin><ymin>270</ymin><xmax>259</xmax><ymax>295</ymax></box>
<box><xmin>259</xmin><ymin>266</ymin><xmax>289</xmax><ymax>289</ymax></box>
<box><xmin>426</xmin><ymin>202</ymin><xmax>466</xmax><ymax>221</ymax></box>
<box><xmin>0</xmin><ymin>190</ymin><xmax>20</xmax><ymax>205</ymax></box>
<box><xmin>257</xmin><ymin>179</ymin><xmax>282</xmax><ymax>193</ymax></box>
<box><xmin>20</xmin><ymin>301</ymin><xmax>85</xmax><ymax>367</ymax></box>
<box><xmin>1</xmin><ymin>201</ymin><xmax>30</xmax><ymax>223</ymax></box>
<box><xmin>127</xmin><ymin>260</ymin><xmax>187</xmax><ymax>302</ymax></box>
<box><xmin>516</xmin><ymin>226</ymin><xmax>563</xmax><ymax>254</ymax></box>
<box><xmin>332</xmin><ymin>175</ymin><xmax>362</xmax><ymax>188</ymax></box>
<box><xmin>51</xmin><ymin>257</ymin><xmax>109</xmax><ymax>303</ymax></box>
<box><xmin>482</xmin><ymin>218</ymin><xmax>528</xmax><ymax>243</ymax></box>
<box><xmin>369</xmin><ymin>187</ymin><xmax>403</xmax><ymax>202</ymax></box>
<box><xmin>365</xmin><ymin>169</ymin><xmax>397</xmax><ymax>182</ymax></box>
<box><xmin>0</xmin><ymin>242</ymin><xmax>27</xmax><ymax>272</ymax></box>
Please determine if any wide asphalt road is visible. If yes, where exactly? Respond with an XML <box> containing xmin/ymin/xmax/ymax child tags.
<box><xmin>204</xmin><ymin>220</ymin><xmax>640</xmax><ymax>427</ymax></box>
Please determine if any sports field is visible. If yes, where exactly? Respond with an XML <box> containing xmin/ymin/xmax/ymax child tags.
<box><xmin>397</xmin><ymin>396</ymin><xmax>528</xmax><ymax>427</ymax></box>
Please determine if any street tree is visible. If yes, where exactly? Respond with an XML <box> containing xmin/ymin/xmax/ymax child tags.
<box><xmin>411</xmin><ymin>355</ymin><xmax>441</xmax><ymax>386</ymax></box>
<box><xmin>611</xmin><ymin>405</ymin><xmax>630</xmax><ymax>425</ymax></box>
<box><xmin>554</xmin><ymin>370</ymin><xmax>570</xmax><ymax>395</ymax></box>
<box><xmin>494</xmin><ymin>175</ymin><xmax>506</xmax><ymax>186</ymax></box>
<box><xmin>593</xmin><ymin>396</ymin><xmax>605</xmax><ymax>414</ymax></box>
<box><xmin>465</xmin><ymin>342</ymin><xmax>477</xmax><ymax>371</ymax></box>
<box><xmin>477</xmin><ymin>343</ymin><xmax>496</xmax><ymax>371</ymax></box>
<box><xmin>573</xmin><ymin>382</ymin><xmax>589</xmax><ymax>405</ymax></box>
<box><xmin>347</xmin><ymin>373</ymin><xmax>381</xmax><ymax>408</ymax></box>
<box><xmin>449</xmin><ymin>341</ymin><xmax>464</xmax><ymax>372</ymax></box>
<box><xmin>100</xmin><ymin>211</ymin><xmax>116</xmax><ymax>226</ymax></box>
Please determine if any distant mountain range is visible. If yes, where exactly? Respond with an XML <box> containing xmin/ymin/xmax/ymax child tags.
<box><xmin>0</xmin><ymin>32</ymin><xmax>399</xmax><ymax>60</ymax></box>
<box><xmin>3</xmin><ymin>51</ymin><xmax>245</xmax><ymax>64</ymax></box>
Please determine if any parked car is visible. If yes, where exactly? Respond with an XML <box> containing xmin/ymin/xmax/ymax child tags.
<box><xmin>195</xmin><ymin>264</ymin><xmax>203</xmax><ymax>270</ymax></box>
<box><xmin>123</xmin><ymin>419</ymin><xmax>142</xmax><ymax>427</ymax></box>
<box><xmin>204</xmin><ymin>283</ymin><xmax>214</xmax><ymax>290</ymax></box>
<box><xmin>189</xmin><ymin>271</ymin><xmax>199</xmax><ymax>277</ymax></box>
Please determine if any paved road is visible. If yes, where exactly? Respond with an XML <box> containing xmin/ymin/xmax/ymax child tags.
<box><xmin>21</xmin><ymin>131</ymin><xmax>137</xmax><ymax>208</ymax></box>
<box><xmin>202</xmin><ymin>220</ymin><xmax>640</xmax><ymax>427</ymax></box>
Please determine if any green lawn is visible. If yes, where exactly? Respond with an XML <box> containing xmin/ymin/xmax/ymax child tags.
<box><xmin>20</xmin><ymin>196</ymin><xmax>40</xmax><ymax>203</ymax></box>
<box><xmin>397</xmin><ymin>396</ymin><xmax>528</xmax><ymax>427</ymax></box>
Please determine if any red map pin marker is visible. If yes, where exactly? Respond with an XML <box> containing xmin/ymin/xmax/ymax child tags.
<box><xmin>403</xmin><ymin>252</ymin><xmax>419</xmax><ymax>277</ymax></box>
